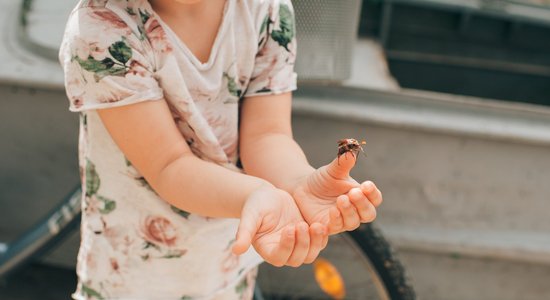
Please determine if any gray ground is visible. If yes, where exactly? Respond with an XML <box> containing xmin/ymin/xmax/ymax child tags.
<box><xmin>0</xmin><ymin>264</ymin><xmax>76</xmax><ymax>300</ymax></box>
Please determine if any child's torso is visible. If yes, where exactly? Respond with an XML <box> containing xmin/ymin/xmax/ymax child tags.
<box><xmin>68</xmin><ymin>0</ymin><xmax>270</xmax><ymax>298</ymax></box>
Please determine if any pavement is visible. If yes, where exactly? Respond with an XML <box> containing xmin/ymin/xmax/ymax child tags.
<box><xmin>0</xmin><ymin>263</ymin><xmax>77</xmax><ymax>300</ymax></box>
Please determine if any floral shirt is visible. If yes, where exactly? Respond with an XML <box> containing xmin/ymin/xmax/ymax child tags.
<box><xmin>58</xmin><ymin>0</ymin><xmax>297</xmax><ymax>299</ymax></box>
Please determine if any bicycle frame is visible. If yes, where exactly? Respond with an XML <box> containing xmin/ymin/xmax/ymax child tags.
<box><xmin>0</xmin><ymin>186</ymin><xmax>82</xmax><ymax>278</ymax></box>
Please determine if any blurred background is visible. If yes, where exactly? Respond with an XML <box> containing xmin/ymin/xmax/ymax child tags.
<box><xmin>1</xmin><ymin>0</ymin><xmax>550</xmax><ymax>299</ymax></box>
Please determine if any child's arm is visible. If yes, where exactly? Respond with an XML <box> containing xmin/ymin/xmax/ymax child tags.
<box><xmin>239</xmin><ymin>92</ymin><xmax>383</xmax><ymax>234</ymax></box>
<box><xmin>98</xmin><ymin>99</ymin><xmax>264</xmax><ymax>219</ymax></box>
<box><xmin>97</xmin><ymin>98</ymin><xmax>326</xmax><ymax>266</ymax></box>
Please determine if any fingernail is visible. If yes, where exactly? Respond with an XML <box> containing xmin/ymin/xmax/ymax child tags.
<box><xmin>362</xmin><ymin>181</ymin><xmax>374</xmax><ymax>191</ymax></box>
<box><xmin>350</xmin><ymin>187</ymin><xmax>362</xmax><ymax>196</ymax></box>
<box><xmin>342</xmin><ymin>200</ymin><xmax>350</xmax><ymax>208</ymax></box>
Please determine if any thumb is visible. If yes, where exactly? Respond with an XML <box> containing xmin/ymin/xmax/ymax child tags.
<box><xmin>326</xmin><ymin>152</ymin><xmax>357</xmax><ymax>179</ymax></box>
<box><xmin>232</xmin><ymin>211</ymin><xmax>260</xmax><ymax>255</ymax></box>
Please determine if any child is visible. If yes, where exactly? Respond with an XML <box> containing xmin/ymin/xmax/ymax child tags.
<box><xmin>59</xmin><ymin>0</ymin><xmax>382</xmax><ymax>299</ymax></box>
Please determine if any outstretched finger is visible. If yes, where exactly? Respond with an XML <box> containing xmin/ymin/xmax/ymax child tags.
<box><xmin>337</xmin><ymin>194</ymin><xmax>361</xmax><ymax>231</ymax></box>
<box><xmin>328</xmin><ymin>206</ymin><xmax>344</xmax><ymax>235</ymax></box>
<box><xmin>304</xmin><ymin>223</ymin><xmax>326</xmax><ymax>264</ymax></box>
<box><xmin>361</xmin><ymin>181</ymin><xmax>383</xmax><ymax>207</ymax></box>
<box><xmin>269</xmin><ymin>225</ymin><xmax>296</xmax><ymax>267</ymax></box>
<box><xmin>362</xmin><ymin>201</ymin><xmax>377</xmax><ymax>223</ymax></box>
<box><xmin>286</xmin><ymin>222</ymin><xmax>310</xmax><ymax>267</ymax></box>
<box><xmin>232</xmin><ymin>213</ymin><xmax>260</xmax><ymax>255</ymax></box>
<box><xmin>348</xmin><ymin>187</ymin><xmax>376</xmax><ymax>223</ymax></box>
<box><xmin>321</xmin><ymin>230</ymin><xmax>329</xmax><ymax>250</ymax></box>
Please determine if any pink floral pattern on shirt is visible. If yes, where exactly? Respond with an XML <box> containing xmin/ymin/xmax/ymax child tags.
<box><xmin>59</xmin><ymin>0</ymin><xmax>297</xmax><ymax>299</ymax></box>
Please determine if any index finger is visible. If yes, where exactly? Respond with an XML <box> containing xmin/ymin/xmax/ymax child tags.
<box><xmin>360</xmin><ymin>181</ymin><xmax>383</xmax><ymax>207</ymax></box>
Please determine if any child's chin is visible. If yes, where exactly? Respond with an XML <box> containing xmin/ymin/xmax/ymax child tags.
<box><xmin>174</xmin><ymin>0</ymin><xmax>205</xmax><ymax>4</ymax></box>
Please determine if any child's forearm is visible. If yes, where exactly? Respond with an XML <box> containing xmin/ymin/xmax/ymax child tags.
<box><xmin>150</xmin><ymin>154</ymin><xmax>271</xmax><ymax>218</ymax></box>
<box><xmin>240</xmin><ymin>132</ymin><xmax>315</xmax><ymax>193</ymax></box>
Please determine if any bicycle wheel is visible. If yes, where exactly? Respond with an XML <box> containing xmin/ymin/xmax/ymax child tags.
<box><xmin>256</xmin><ymin>223</ymin><xmax>415</xmax><ymax>300</ymax></box>
<box><xmin>0</xmin><ymin>186</ymin><xmax>81</xmax><ymax>278</ymax></box>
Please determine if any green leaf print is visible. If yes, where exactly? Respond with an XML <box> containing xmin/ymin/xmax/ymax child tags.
<box><xmin>226</xmin><ymin>238</ymin><xmax>236</xmax><ymax>250</ymax></box>
<box><xmin>137</xmin><ymin>25</ymin><xmax>146</xmax><ymax>41</ymax></box>
<box><xmin>161</xmin><ymin>250</ymin><xmax>186</xmax><ymax>259</ymax></box>
<box><xmin>171</xmin><ymin>205</ymin><xmax>190</xmax><ymax>219</ymax></box>
<box><xmin>235</xmin><ymin>276</ymin><xmax>249</xmax><ymax>295</ymax></box>
<box><xmin>92</xmin><ymin>66</ymin><xmax>128</xmax><ymax>82</ymax></box>
<box><xmin>161</xmin><ymin>253</ymin><xmax>181</xmax><ymax>259</ymax></box>
<box><xmin>75</xmin><ymin>55</ymin><xmax>127</xmax><ymax>82</ymax></box>
<box><xmin>126</xmin><ymin>7</ymin><xmax>136</xmax><ymax>16</ymax></box>
<box><xmin>97</xmin><ymin>195</ymin><xmax>117</xmax><ymax>214</ymax></box>
<box><xmin>271</xmin><ymin>4</ymin><xmax>295</xmax><ymax>51</ymax></box>
<box><xmin>108</xmin><ymin>40</ymin><xmax>132</xmax><ymax>64</ymax></box>
<box><xmin>223</xmin><ymin>73</ymin><xmax>242</xmax><ymax>98</ymax></box>
<box><xmin>81</xmin><ymin>112</ymin><xmax>87</xmax><ymax>126</ymax></box>
<box><xmin>255</xmin><ymin>87</ymin><xmax>272</xmax><ymax>94</ymax></box>
<box><xmin>81</xmin><ymin>284</ymin><xmax>105</xmax><ymax>300</ymax></box>
<box><xmin>74</xmin><ymin>39</ymin><xmax>132</xmax><ymax>82</ymax></box>
<box><xmin>136</xmin><ymin>9</ymin><xmax>151</xmax><ymax>41</ymax></box>
<box><xmin>180</xmin><ymin>296</ymin><xmax>193</xmax><ymax>300</ymax></box>
<box><xmin>141</xmin><ymin>254</ymin><xmax>150</xmax><ymax>261</ymax></box>
<box><xmin>125</xmin><ymin>157</ymin><xmax>156</xmax><ymax>192</ymax></box>
<box><xmin>74</xmin><ymin>56</ymin><xmax>114</xmax><ymax>73</ymax></box>
<box><xmin>144</xmin><ymin>241</ymin><xmax>161</xmax><ymax>251</ymax></box>
<box><xmin>85</xmin><ymin>159</ymin><xmax>100</xmax><ymax>197</ymax></box>
<box><xmin>259</xmin><ymin>14</ymin><xmax>270</xmax><ymax>36</ymax></box>
<box><xmin>139</xmin><ymin>9</ymin><xmax>151</xmax><ymax>25</ymax></box>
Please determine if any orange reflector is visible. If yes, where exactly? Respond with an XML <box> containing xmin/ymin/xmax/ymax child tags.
<box><xmin>313</xmin><ymin>258</ymin><xmax>346</xmax><ymax>299</ymax></box>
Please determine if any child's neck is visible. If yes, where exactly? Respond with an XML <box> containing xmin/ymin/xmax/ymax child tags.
<box><xmin>150</xmin><ymin>0</ymin><xmax>211</xmax><ymax>19</ymax></box>
<box><xmin>150</xmin><ymin>0</ymin><xmax>227</xmax><ymax>64</ymax></box>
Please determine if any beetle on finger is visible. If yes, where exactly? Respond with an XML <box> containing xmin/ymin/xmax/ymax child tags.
<box><xmin>337</xmin><ymin>138</ymin><xmax>366</xmax><ymax>164</ymax></box>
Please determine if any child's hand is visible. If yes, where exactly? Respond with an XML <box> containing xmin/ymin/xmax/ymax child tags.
<box><xmin>232</xmin><ymin>185</ymin><xmax>328</xmax><ymax>267</ymax></box>
<box><xmin>292</xmin><ymin>152</ymin><xmax>383</xmax><ymax>235</ymax></box>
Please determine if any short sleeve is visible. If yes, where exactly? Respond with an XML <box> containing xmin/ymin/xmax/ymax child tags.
<box><xmin>59</xmin><ymin>7</ymin><xmax>164</xmax><ymax>112</ymax></box>
<box><xmin>244</xmin><ymin>0</ymin><xmax>297</xmax><ymax>97</ymax></box>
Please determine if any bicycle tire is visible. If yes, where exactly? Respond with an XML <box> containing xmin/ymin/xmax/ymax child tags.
<box><xmin>256</xmin><ymin>223</ymin><xmax>415</xmax><ymax>300</ymax></box>
<box><xmin>0</xmin><ymin>186</ymin><xmax>82</xmax><ymax>278</ymax></box>
<box><xmin>347</xmin><ymin>223</ymin><xmax>415</xmax><ymax>300</ymax></box>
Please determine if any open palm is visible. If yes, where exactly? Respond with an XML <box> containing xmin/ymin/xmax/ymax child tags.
<box><xmin>232</xmin><ymin>186</ymin><xmax>327</xmax><ymax>267</ymax></box>
<box><xmin>292</xmin><ymin>153</ymin><xmax>382</xmax><ymax>235</ymax></box>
